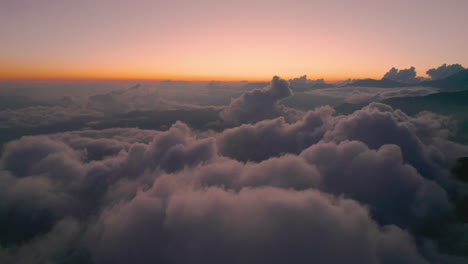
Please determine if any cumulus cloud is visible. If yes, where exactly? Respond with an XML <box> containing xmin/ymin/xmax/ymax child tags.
<box><xmin>218</xmin><ymin>106</ymin><xmax>335</xmax><ymax>162</ymax></box>
<box><xmin>301</xmin><ymin>141</ymin><xmax>451</xmax><ymax>230</ymax></box>
<box><xmin>288</xmin><ymin>75</ymin><xmax>333</xmax><ymax>91</ymax></box>
<box><xmin>426</xmin><ymin>64</ymin><xmax>466</xmax><ymax>80</ymax></box>
<box><xmin>383</xmin><ymin>66</ymin><xmax>418</xmax><ymax>83</ymax></box>
<box><xmin>220</xmin><ymin>76</ymin><xmax>297</xmax><ymax>124</ymax></box>
<box><xmin>322</xmin><ymin>103</ymin><xmax>465</xmax><ymax>181</ymax></box>
<box><xmin>289</xmin><ymin>75</ymin><xmax>308</xmax><ymax>85</ymax></box>
<box><xmin>218</xmin><ymin>102</ymin><xmax>465</xmax><ymax>174</ymax></box>
<box><xmin>86</xmin><ymin>186</ymin><xmax>427</xmax><ymax>264</ymax></box>
<box><xmin>0</xmin><ymin>98</ymin><xmax>467</xmax><ymax>263</ymax></box>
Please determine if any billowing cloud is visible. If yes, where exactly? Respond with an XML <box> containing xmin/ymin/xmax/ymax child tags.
<box><xmin>288</xmin><ymin>75</ymin><xmax>334</xmax><ymax>91</ymax></box>
<box><xmin>426</xmin><ymin>64</ymin><xmax>466</xmax><ymax>80</ymax></box>
<box><xmin>220</xmin><ymin>76</ymin><xmax>296</xmax><ymax>124</ymax></box>
<box><xmin>383</xmin><ymin>67</ymin><xmax>418</xmax><ymax>83</ymax></box>
<box><xmin>301</xmin><ymin>141</ymin><xmax>451</xmax><ymax>230</ymax></box>
<box><xmin>85</xmin><ymin>186</ymin><xmax>428</xmax><ymax>264</ymax></box>
<box><xmin>218</xmin><ymin>106</ymin><xmax>335</xmax><ymax>162</ymax></box>
<box><xmin>218</xmin><ymin>102</ymin><xmax>464</xmax><ymax>175</ymax></box>
<box><xmin>0</xmin><ymin>99</ymin><xmax>467</xmax><ymax>263</ymax></box>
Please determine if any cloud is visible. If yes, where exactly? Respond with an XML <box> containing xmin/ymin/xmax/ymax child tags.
<box><xmin>426</xmin><ymin>64</ymin><xmax>466</xmax><ymax>80</ymax></box>
<box><xmin>303</xmin><ymin>86</ymin><xmax>437</xmax><ymax>105</ymax></box>
<box><xmin>218</xmin><ymin>106</ymin><xmax>335</xmax><ymax>162</ymax></box>
<box><xmin>0</xmin><ymin>77</ymin><xmax>441</xmax><ymax>146</ymax></box>
<box><xmin>383</xmin><ymin>67</ymin><xmax>418</xmax><ymax>83</ymax></box>
<box><xmin>322</xmin><ymin>103</ymin><xmax>464</xmax><ymax>180</ymax></box>
<box><xmin>0</xmin><ymin>218</ymin><xmax>81</xmax><ymax>264</ymax></box>
<box><xmin>301</xmin><ymin>141</ymin><xmax>451</xmax><ymax>230</ymax></box>
<box><xmin>86</xmin><ymin>186</ymin><xmax>428</xmax><ymax>264</ymax></box>
<box><xmin>220</xmin><ymin>76</ymin><xmax>296</xmax><ymax>124</ymax></box>
<box><xmin>288</xmin><ymin>75</ymin><xmax>334</xmax><ymax>91</ymax></box>
<box><xmin>218</xmin><ymin>102</ymin><xmax>465</xmax><ymax>176</ymax></box>
<box><xmin>88</xmin><ymin>84</ymin><xmax>223</xmax><ymax>114</ymax></box>
<box><xmin>0</xmin><ymin>83</ymin><xmax>222</xmax><ymax>130</ymax></box>
<box><xmin>0</xmin><ymin>105</ymin><xmax>103</xmax><ymax>128</ymax></box>
<box><xmin>88</xmin><ymin>84</ymin><xmax>163</xmax><ymax>114</ymax></box>
<box><xmin>0</xmin><ymin>85</ymin><xmax>228</xmax><ymax>147</ymax></box>
<box><xmin>0</xmin><ymin>101</ymin><xmax>467</xmax><ymax>263</ymax></box>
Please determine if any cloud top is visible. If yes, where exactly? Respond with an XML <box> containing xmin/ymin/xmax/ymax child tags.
<box><xmin>220</xmin><ymin>76</ymin><xmax>294</xmax><ymax>124</ymax></box>
<box><xmin>383</xmin><ymin>67</ymin><xmax>417</xmax><ymax>83</ymax></box>
<box><xmin>426</xmin><ymin>64</ymin><xmax>465</xmax><ymax>80</ymax></box>
<box><xmin>1</xmin><ymin>98</ymin><xmax>467</xmax><ymax>263</ymax></box>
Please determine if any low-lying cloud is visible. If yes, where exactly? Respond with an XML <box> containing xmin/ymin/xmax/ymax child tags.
<box><xmin>1</xmin><ymin>94</ymin><xmax>467</xmax><ymax>263</ymax></box>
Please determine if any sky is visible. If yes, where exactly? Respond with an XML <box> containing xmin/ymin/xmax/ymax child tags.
<box><xmin>1</xmin><ymin>0</ymin><xmax>467</xmax><ymax>81</ymax></box>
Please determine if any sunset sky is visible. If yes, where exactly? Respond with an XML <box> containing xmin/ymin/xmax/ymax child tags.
<box><xmin>1</xmin><ymin>0</ymin><xmax>467</xmax><ymax>81</ymax></box>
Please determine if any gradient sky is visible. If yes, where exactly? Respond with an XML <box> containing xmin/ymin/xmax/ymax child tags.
<box><xmin>1</xmin><ymin>0</ymin><xmax>467</xmax><ymax>81</ymax></box>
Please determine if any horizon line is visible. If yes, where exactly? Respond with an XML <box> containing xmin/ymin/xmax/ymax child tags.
<box><xmin>0</xmin><ymin>75</ymin><xmax>371</xmax><ymax>83</ymax></box>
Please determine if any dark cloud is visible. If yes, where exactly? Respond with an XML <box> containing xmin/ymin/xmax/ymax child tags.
<box><xmin>289</xmin><ymin>75</ymin><xmax>308</xmax><ymax>86</ymax></box>
<box><xmin>383</xmin><ymin>67</ymin><xmax>418</xmax><ymax>83</ymax></box>
<box><xmin>220</xmin><ymin>76</ymin><xmax>296</xmax><ymax>124</ymax></box>
<box><xmin>1</xmin><ymin>136</ymin><xmax>83</xmax><ymax>178</ymax></box>
<box><xmin>218</xmin><ymin>106</ymin><xmax>335</xmax><ymax>162</ymax></box>
<box><xmin>322</xmin><ymin>103</ymin><xmax>464</xmax><ymax>181</ymax></box>
<box><xmin>0</xmin><ymin>218</ymin><xmax>81</xmax><ymax>264</ymax></box>
<box><xmin>426</xmin><ymin>64</ymin><xmax>466</xmax><ymax>80</ymax></box>
<box><xmin>288</xmin><ymin>75</ymin><xmax>334</xmax><ymax>91</ymax></box>
<box><xmin>301</xmin><ymin>141</ymin><xmax>451</xmax><ymax>231</ymax></box>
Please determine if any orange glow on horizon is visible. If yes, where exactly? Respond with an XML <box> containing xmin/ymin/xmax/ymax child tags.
<box><xmin>0</xmin><ymin>68</ymin><xmax>381</xmax><ymax>83</ymax></box>
<box><xmin>1</xmin><ymin>1</ymin><xmax>467</xmax><ymax>85</ymax></box>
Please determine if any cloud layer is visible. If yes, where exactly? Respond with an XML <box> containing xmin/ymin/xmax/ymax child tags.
<box><xmin>1</xmin><ymin>93</ymin><xmax>467</xmax><ymax>264</ymax></box>
<box><xmin>303</xmin><ymin>86</ymin><xmax>437</xmax><ymax>105</ymax></box>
